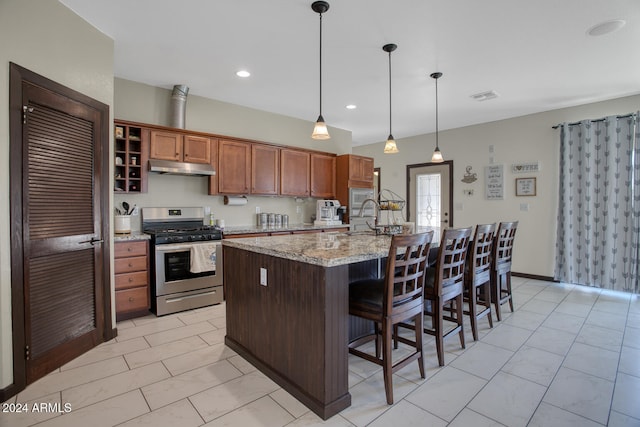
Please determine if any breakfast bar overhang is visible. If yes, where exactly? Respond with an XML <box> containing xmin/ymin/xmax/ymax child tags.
<box><xmin>222</xmin><ymin>231</ymin><xmax>394</xmax><ymax>419</ymax></box>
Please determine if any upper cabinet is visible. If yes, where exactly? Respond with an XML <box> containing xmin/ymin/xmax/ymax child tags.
<box><xmin>218</xmin><ymin>139</ymin><xmax>251</xmax><ymax>194</ymax></box>
<box><xmin>150</xmin><ymin>130</ymin><xmax>211</xmax><ymax>164</ymax></box>
<box><xmin>310</xmin><ymin>153</ymin><xmax>336</xmax><ymax>198</ymax></box>
<box><xmin>114</xmin><ymin>122</ymin><xmax>148</xmax><ymax>193</ymax></box>
<box><xmin>251</xmin><ymin>144</ymin><xmax>279</xmax><ymax>195</ymax></box>
<box><xmin>337</xmin><ymin>154</ymin><xmax>374</xmax><ymax>189</ymax></box>
<box><xmin>280</xmin><ymin>149</ymin><xmax>310</xmax><ymax>197</ymax></box>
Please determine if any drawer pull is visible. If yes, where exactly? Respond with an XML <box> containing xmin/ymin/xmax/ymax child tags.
<box><xmin>129</xmin><ymin>297</ymin><xmax>135</xmax><ymax>302</ymax></box>
<box><xmin>128</xmin><ymin>277</ymin><xmax>134</xmax><ymax>282</ymax></box>
<box><xmin>128</xmin><ymin>263</ymin><xmax>133</xmax><ymax>267</ymax></box>
<box><xmin>127</xmin><ymin>247</ymin><xmax>133</xmax><ymax>252</ymax></box>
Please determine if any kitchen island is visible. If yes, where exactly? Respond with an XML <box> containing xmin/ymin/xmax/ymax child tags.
<box><xmin>222</xmin><ymin>231</ymin><xmax>394</xmax><ymax>419</ymax></box>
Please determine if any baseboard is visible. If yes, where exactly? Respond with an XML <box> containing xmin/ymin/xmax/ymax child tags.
<box><xmin>0</xmin><ymin>382</ymin><xmax>19</xmax><ymax>403</ymax></box>
<box><xmin>512</xmin><ymin>272</ymin><xmax>556</xmax><ymax>282</ymax></box>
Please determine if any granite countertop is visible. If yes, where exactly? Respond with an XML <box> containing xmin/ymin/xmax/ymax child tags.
<box><xmin>113</xmin><ymin>231</ymin><xmax>150</xmax><ymax>242</ymax></box>
<box><xmin>222</xmin><ymin>223</ymin><xmax>348</xmax><ymax>236</ymax></box>
<box><xmin>222</xmin><ymin>231</ymin><xmax>392</xmax><ymax>267</ymax></box>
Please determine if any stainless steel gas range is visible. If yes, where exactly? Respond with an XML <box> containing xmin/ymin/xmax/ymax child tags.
<box><xmin>142</xmin><ymin>207</ymin><xmax>223</xmax><ymax>316</ymax></box>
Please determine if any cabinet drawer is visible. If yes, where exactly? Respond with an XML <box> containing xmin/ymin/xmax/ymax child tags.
<box><xmin>115</xmin><ymin>271</ymin><xmax>148</xmax><ymax>290</ymax></box>
<box><xmin>115</xmin><ymin>256</ymin><xmax>147</xmax><ymax>274</ymax></box>
<box><xmin>115</xmin><ymin>241</ymin><xmax>147</xmax><ymax>258</ymax></box>
<box><xmin>116</xmin><ymin>287</ymin><xmax>149</xmax><ymax>313</ymax></box>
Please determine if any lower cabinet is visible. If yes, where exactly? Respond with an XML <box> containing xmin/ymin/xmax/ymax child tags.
<box><xmin>114</xmin><ymin>240</ymin><xmax>150</xmax><ymax>321</ymax></box>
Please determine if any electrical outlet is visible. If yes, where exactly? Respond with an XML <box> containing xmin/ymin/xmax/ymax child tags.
<box><xmin>296</xmin><ymin>206</ymin><xmax>301</xmax><ymax>214</ymax></box>
<box><xmin>132</xmin><ymin>206</ymin><xmax>139</xmax><ymax>216</ymax></box>
<box><xmin>256</xmin><ymin>206</ymin><xmax>261</xmax><ymax>214</ymax></box>
<box><xmin>260</xmin><ymin>268</ymin><xmax>267</xmax><ymax>286</ymax></box>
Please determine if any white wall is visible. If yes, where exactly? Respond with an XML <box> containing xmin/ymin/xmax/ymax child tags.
<box><xmin>113</xmin><ymin>78</ymin><xmax>353</xmax><ymax>229</ymax></box>
<box><xmin>354</xmin><ymin>94</ymin><xmax>640</xmax><ymax>278</ymax></box>
<box><xmin>0</xmin><ymin>0</ymin><xmax>114</xmax><ymax>389</ymax></box>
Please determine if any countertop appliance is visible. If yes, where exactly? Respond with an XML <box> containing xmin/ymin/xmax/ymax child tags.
<box><xmin>348</xmin><ymin>188</ymin><xmax>376</xmax><ymax>231</ymax></box>
<box><xmin>142</xmin><ymin>207</ymin><xmax>223</xmax><ymax>316</ymax></box>
<box><xmin>314</xmin><ymin>200</ymin><xmax>343</xmax><ymax>226</ymax></box>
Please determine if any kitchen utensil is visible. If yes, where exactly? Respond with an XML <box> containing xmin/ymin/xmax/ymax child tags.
<box><xmin>127</xmin><ymin>204</ymin><xmax>137</xmax><ymax>215</ymax></box>
<box><xmin>122</xmin><ymin>202</ymin><xmax>130</xmax><ymax>215</ymax></box>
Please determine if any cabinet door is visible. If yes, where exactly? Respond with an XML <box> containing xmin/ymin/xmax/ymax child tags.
<box><xmin>218</xmin><ymin>139</ymin><xmax>251</xmax><ymax>194</ymax></box>
<box><xmin>150</xmin><ymin>130</ymin><xmax>182</xmax><ymax>161</ymax></box>
<box><xmin>361</xmin><ymin>157</ymin><xmax>374</xmax><ymax>182</ymax></box>
<box><xmin>280</xmin><ymin>149</ymin><xmax>310</xmax><ymax>197</ymax></box>
<box><xmin>183</xmin><ymin>134</ymin><xmax>211</xmax><ymax>164</ymax></box>
<box><xmin>310</xmin><ymin>153</ymin><xmax>336</xmax><ymax>198</ymax></box>
<box><xmin>251</xmin><ymin>144</ymin><xmax>279</xmax><ymax>195</ymax></box>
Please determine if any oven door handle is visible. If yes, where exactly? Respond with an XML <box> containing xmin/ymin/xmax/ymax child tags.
<box><xmin>156</xmin><ymin>242</ymin><xmax>221</xmax><ymax>253</ymax></box>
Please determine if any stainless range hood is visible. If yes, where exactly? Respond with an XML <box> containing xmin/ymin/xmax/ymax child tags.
<box><xmin>148</xmin><ymin>159</ymin><xmax>216</xmax><ymax>176</ymax></box>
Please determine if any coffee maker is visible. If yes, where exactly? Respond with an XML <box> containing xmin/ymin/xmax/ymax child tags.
<box><xmin>314</xmin><ymin>200</ymin><xmax>343</xmax><ymax>226</ymax></box>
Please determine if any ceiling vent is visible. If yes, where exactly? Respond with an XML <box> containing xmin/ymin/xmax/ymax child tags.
<box><xmin>470</xmin><ymin>90</ymin><xmax>499</xmax><ymax>102</ymax></box>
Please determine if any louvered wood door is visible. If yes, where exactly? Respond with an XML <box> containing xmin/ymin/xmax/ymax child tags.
<box><xmin>22</xmin><ymin>82</ymin><xmax>105</xmax><ymax>383</ymax></box>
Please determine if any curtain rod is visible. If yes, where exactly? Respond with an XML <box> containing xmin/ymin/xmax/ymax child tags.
<box><xmin>552</xmin><ymin>113</ymin><xmax>635</xmax><ymax>129</ymax></box>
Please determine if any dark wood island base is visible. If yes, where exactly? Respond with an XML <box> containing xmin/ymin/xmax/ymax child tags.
<box><xmin>224</xmin><ymin>245</ymin><xmax>352</xmax><ymax>420</ymax></box>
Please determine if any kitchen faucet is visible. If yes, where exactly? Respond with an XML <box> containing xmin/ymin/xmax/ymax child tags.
<box><xmin>358</xmin><ymin>198</ymin><xmax>380</xmax><ymax>230</ymax></box>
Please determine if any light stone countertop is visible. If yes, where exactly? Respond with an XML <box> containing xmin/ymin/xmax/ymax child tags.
<box><xmin>222</xmin><ymin>231</ymin><xmax>393</xmax><ymax>267</ymax></box>
<box><xmin>113</xmin><ymin>231</ymin><xmax>150</xmax><ymax>242</ymax></box>
<box><xmin>222</xmin><ymin>223</ymin><xmax>348</xmax><ymax>236</ymax></box>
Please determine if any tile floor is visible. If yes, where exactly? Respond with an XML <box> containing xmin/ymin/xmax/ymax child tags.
<box><xmin>2</xmin><ymin>277</ymin><xmax>640</xmax><ymax>427</ymax></box>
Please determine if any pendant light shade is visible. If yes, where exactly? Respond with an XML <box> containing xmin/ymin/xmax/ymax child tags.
<box><xmin>383</xmin><ymin>43</ymin><xmax>398</xmax><ymax>154</ymax></box>
<box><xmin>430</xmin><ymin>72</ymin><xmax>444</xmax><ymax>163</ymax></box>
<box><xmin>311</xmin><ymin>1</ymin><xmax>330</xmax><ymax>140</ymax></box>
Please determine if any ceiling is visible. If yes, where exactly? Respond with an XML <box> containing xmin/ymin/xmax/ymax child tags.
<box><xmin>60</xmin><ymin>0</ymin><xmax>640</xmax><ymax>147</ymax></box>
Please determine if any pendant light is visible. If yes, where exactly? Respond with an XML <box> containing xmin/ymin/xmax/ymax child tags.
<box><xmin>430</xmin><ymin>72</ymin><xmax>444</xmax><ymax>163</ymax></box>
<box><xmin>383</xmin><ymin>43</ymin><xmax>399</xmax><ymax>154</ymax></box>
<box><xmin>311</xmin><ymin>1</ymin><xmax>330</xmax><ymax>140</ymax></box>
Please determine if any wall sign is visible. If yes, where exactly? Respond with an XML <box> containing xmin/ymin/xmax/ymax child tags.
<box><xmin>485</xmin><ymin>165</ymin><xmax>504</xmax><ymax>200</ymax></box>
<box><xmin>516</xmin><ymin>177</ymin><xmax>537</xmax><ymax>196</ymax></box>
<box><xmin>512</xmin><ymin>162</ymin><xmax>539</xmax><ymax>173</ymax></box>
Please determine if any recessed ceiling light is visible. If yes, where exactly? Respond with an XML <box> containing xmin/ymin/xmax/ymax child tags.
<box><xmin>346</xmin><ymin>104</ymin><xmax>357</xmax><ymax>110</ymax></box>
<box><xmin>587</xmin><ymin>19</ymin><xmax>626</xmax><ymax>36</ymax></box>
<box><xmin>236</xmin><ymin>70</ymin><xmax>251</xmax><ymax>78</ymax></box>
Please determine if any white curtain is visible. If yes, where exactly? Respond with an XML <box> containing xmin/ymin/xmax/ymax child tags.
<box><xmin>555</xmin><ymin>113</ymin><xmax>640</xmax><ymax>293</ymax></box>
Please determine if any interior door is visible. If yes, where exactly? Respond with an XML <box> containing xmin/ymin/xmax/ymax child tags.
<box><xmin>9</xmin><ymin>63</ymin><xmax>113</xmax><ymax>388</ymax></box>
<box><xmin>407</xmin><ymin>161</ymin><xmax>453</xmax><ymax>231</ymax></box>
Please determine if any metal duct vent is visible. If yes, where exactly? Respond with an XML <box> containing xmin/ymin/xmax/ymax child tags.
<box><xmin>169</xmin><ymin>85</ymin><xmax>189</xmax><ymax>128</ymax></box>
<box><xmin>470</xmin><ymin>90</ymin><xmax>499</xmax><ymax>102</ymax></box>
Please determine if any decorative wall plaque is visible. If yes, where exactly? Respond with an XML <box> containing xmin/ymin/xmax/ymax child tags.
<box><xmin>512</xmin><ymin>162</ymin><xmax>539</xmax><ymax>173</ymax></box>
<box><xmin>485</xmin><ymin>165</ymin><xmax>504</xmax><ymax>200</ymax></box>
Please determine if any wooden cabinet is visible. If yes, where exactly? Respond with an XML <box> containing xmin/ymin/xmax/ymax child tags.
<box><xmin>224</xmin><ymin>232</ymin><xmax>269</xmax><ymax>239</ymax></box>
<box><xmin>338</xmin><ymin>154</ymin><xmax>374</xmax><ymax>187</ymax></box>
<box><xmin>251</xmin><ymin>144</ymin><xmax>279</xmax><ymax>195</ymax></box>
<box><xmin>280</xmin><ymin>149</ymin><xmax>310</xmax><ymax>197</ymax></box>
<box><xmin>218</xmin><ymin>139</ymin><xmax>251</xmax><ymax>194</ymax></box>
<box><xmin>150</xmin><ymin>130</ymin><xmax>211</xmax><ymax>164</ymax></box>
<box><xmin>310</xmin><ymin>153</ymin><xmax>336</xmax><ymax>198</ymax></box>
<box><xmin>150</xmin><ymin>130</ymin><xmax>182</xmax><ymax>161</ymax></box>
<box><xmin>114</xmin><ymin>123</ymin><xmax>148</xmax><ymax>193</ymax></box>
<box><xmin>183</xmin><ymin>134</ymin><xmax>211</xmax><ymax>164</ymax></box>
<box><xmin>336</xmin><ymin>154</ymin><xmax>374</xmax><ymax>209</ymax></box>
<box><xmin>114</xmin><ymin>240</ymin><xmax>150</xmax><ymax>320</ymax></box>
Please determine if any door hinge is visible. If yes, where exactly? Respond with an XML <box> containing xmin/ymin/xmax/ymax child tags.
<box><xmin>25</xmin><ymin>345</ymin><xmax>30</xmax><ymax>360</ymax></box>
<box><xmin>23</xmin><ymin>105</ymin><xmax>34</xmax><ymax>124</ymax></box>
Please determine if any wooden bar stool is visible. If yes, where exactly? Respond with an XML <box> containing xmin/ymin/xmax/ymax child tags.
<box><xmin>491</xmin><ymin>221</ymin><xmax>518</xmax><ymax>321</ymax></box>
<box><xmin>348</xmin><ymin>231</ymin><xmax>433</xmax><ymax>404</ymax></box>
<box><xmin>464</xmin><ymin>223</ymin><xmax>496</xmax><ymax>341</ymax></box>
<box><xmin>400</xmin><ymin>227</ymin><xmax>472</xmax><ymax>367</ymax></box>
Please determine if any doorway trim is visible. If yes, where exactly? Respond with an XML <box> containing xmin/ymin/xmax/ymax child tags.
<box><xmin>5</xmin><ymin>63</ymin><xmax>114</xmax><ymax>399</ymax></box>
<box><xmin>406</xmin><ymin>160</ymin><xmax>454</xmax><ymax>227</ymax></box>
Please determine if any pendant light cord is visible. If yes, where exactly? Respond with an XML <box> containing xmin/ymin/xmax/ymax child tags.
<box><xmin>319</xmin><ymin>12</ymin><xmax>323</xmax><ymax>117</ymax></box>
<box><xmin>388</xmin><ymin>49</ymin><xmax>392</xmax><ymax>136</ymax></box>
<box><xmin>434</xmin><ymin>76</ymin><xmax>439</xmax><ymax>147</ymax></box>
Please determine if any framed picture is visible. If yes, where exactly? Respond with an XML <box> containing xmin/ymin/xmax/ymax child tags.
<box><xmin>515</xmin><ymin>177</ymin><xmax>536</xmax><ymax>196</ymax></box>
<box><xmin>115</xmin><ymin>126</ymin><xmax>124</xmax><ymax>139</ymax></box>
